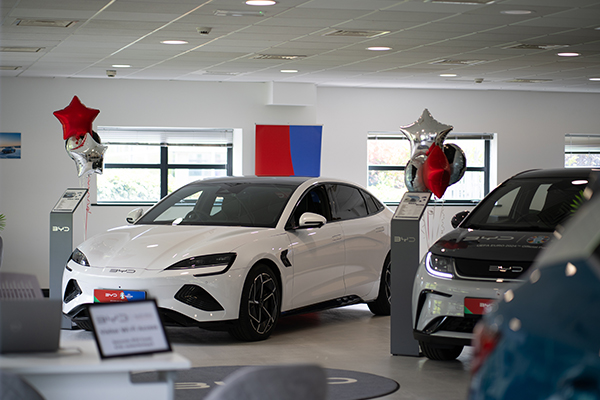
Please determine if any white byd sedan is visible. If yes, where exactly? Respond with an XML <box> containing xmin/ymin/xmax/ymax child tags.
<box><xmin>63</xmin><ymin>176</ymin><xmax>393</xmax><ymax>341</ymax></box>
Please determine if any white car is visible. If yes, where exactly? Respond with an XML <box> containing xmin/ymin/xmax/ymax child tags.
<box><xmin>411</xmin><ymin>168</ymin><xmax>592</xmax><ymax>360</ymax></box>
<box><xmin>63</xmin><ymin>176</ymin><xmax>393</xmax><ymax>341</ymax></box>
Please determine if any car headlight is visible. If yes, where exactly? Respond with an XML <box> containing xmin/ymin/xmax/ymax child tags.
<box><xmin>69</xmin><ymin>248</ymin><xmax>90</xmax><ymax>267</ymax></box>
<box><xmin>425</xmin><ymin>252</ymin><xmax>454</xmax><ymax>279</ymax></box>
<box><xmin>165</xmin><ymin>253</ymin><xmax>237</xmax><ymax>276</ymax></box>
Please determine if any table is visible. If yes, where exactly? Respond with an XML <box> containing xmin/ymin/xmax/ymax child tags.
<box><xmin>0</xmin><ymin>340</ymin><xmax>191</xmax><ymax>400</ymax></box>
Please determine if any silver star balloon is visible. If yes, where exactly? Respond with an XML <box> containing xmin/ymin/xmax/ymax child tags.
<box><xmin>65</xmin><ymin>132</ymin><xmax>107</xmax><ymax>177</ymax></box>
<box><xmin>400</xmin><ymin>109</ymin><xmax>466</xmax><ymax>194</ymax></box>
<box><xmin>400</xmin><ymin>109</ymin><xmax>453</xmax><ymax>157</ymax></box>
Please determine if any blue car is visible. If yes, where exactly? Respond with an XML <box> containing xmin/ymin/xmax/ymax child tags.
<box><xmin>469</xmin><ymin>170</ymin><xmax>600</xmax><ymax>400</ymax></box>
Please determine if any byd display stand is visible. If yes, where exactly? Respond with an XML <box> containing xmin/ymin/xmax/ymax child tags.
<box><xmin>49</xmin><ymin>188</ymin><xmax>87</xmax><ymax>329</ymax></box>
<box><xmin>390</xmin><ymin>192</ymin><xmax>431</xmax><ymax>356</ymax></box>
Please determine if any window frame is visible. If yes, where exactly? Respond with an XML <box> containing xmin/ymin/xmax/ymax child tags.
<box><xmin>367</xmin><ymin>133</ymin><xmax>492</xmax><ymax>206</ymax></box>
<box><xmin>96</xmin><ymin>127</ymin><xmax>234</xmax><ymax>205</ymax></box>
<box><xmin>565</xmin><ymin>133</ymin><xmax>600</xmax><ymax>168</ymax></box>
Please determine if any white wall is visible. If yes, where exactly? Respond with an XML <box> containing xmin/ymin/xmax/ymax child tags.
<box><xmin>1</xmin><ymin>76</ymin><xmax>599</xmax><ymax>287</ymax></box>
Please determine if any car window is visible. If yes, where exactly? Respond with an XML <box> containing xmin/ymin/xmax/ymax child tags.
<box><xmin>362</xmin><ymin>189</ymin><xmax>384</xmax><ymax>214</ymax></box>
<box><xmin>138</xmin><ymin>182</ymin><xmax>298</xmax><ymax>228</ymax></box>
<box><xmin>327</xmin><ymin>184</ymin><xmax>368</xmax><ymax>221</ymax></box>
<box><xmin>463</xmin><ymin>177</ymin><xmax>586</xmax><ymax>232</ymax></box>
<box><xmin>288</xmin><ymin>185</ymin><xmax>331</xmax><ymax>228</ymax></box>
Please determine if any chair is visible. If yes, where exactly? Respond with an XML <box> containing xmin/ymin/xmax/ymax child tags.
<box><xmin>204</xmin><ymin>364</ymin><xmax>328</xmax><ymax>400</ymax></box>
<box><xmin>0</xmin><ymin>372</ymin><xmax>45</xmax><ymax>400</ymax></box>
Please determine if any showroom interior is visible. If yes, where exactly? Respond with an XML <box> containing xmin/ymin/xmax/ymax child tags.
<box><xmin>1</xmin><ymin>0</ymin><xmax>600</xmax><ymax>399</ymax></box>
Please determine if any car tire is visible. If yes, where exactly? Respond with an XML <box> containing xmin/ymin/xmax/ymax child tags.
<box><xmin>419</xmin><ymin>341</ymin><xmax>464</xmax><ymax>361</ymax></box>
<box><xmin>367</xmin><ymin>256</ymin><xmax>391</xmax><ymax>316</ymax></box>
<box><xmin>229</xmin><ymin>264</ymin><xmax>281</xmax><ymax>341</ymax></box>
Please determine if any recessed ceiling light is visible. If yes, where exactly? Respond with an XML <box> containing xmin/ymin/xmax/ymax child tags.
<box><xmin>501</xmin><ymin>10</ymin><xmax>533</xmax><ymax>15</ymax></box>
<box><xmin>112</xmin><ymin>64</ymin><xmax>131</xmax><ymax>68</ymax></box>
<box><xmin>246</xmin><ymin>0</ymin><xmax>276</xmax><ymax>5</ymax></box>
<box><xmin>589</xmin><ymin>77</ymin><xmax>600</xmax><ymax>81</ymax></box>
<box><xmin>367</xmin><ymin>46</ymin><xmax>391</xmax><ymax>51</ymax></box>
<box><xmin>440</xmin><ymin>73</ymin><xmax>457</xmax><ymax>77</ymax></box>
<box><xmin>557</xmin><ymin>52</ymin><xmax>580</xmax><ymax>57</ymax></box>
<box><xmin>160</xmin><ymin>40</ymin><xmax>188</xmax><ymax>45</ymax></box>
<box><xmin>281</xmin><ymin>69</ymin><xmax>298</xmax><ymax>73</ymax></box>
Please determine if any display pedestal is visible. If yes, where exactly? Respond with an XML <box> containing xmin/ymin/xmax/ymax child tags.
<box><xmin>390</xmin><ymin>192</ymin><xmax>431</xmax><ymax>356</ymax></box>
<box><xmin>49</xmin><ymin>188</ymin><xmax>87</xmax><ymax>329</ymax></box>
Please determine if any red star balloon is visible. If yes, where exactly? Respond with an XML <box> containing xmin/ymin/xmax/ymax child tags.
<box><xmin>421</xmin><ymin>143</ymin><xmax>451</xmax><ymax>198</ymax></box>
<box><xmin>53</xmin><ymin>96</ymin><xmax>100</xmax><ymax>140</ymax></box>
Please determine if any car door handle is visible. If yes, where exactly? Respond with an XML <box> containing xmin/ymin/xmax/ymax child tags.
<box><xmin>332</xmin><ymin>234</ymin><xmax>342</xmax><ymax>241</ymax></box>
<box><xmin>375</xmin><ymin>226</ymin><xmax>384</xmax><ymax>233</ymax></box>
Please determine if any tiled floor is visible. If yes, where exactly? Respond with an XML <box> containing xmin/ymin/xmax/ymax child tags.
<box><xmin>64</xmin><ymin>304</ymin><xmax>472</xmax><ymax>399</ymax></box>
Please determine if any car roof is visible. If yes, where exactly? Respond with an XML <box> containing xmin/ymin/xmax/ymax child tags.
<box><xmin>190</xmin><ymin>176</ymin><xmax>314</xmax><ymax>186</ymax></box>
<box><xmin>510</xmin><ymin>168</ymin><xmax>598</xmax><ymax>180</ymax></box>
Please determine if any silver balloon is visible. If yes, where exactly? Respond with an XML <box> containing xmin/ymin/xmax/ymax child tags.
<box><xmin>404</xmin><ymin>154</ymin><xmax>427</xmax><ymax>192</ymax></box>
<box><xmin>400</xmin><ymin>109</ymin><xmax>467</xmax><ymax>195</ymax></box>
<box><xmin>400</xmin><ymin>109</ymin><xmax>453</xmax><ymax>160</ymax></box>
<box><xmin>65</xmin><ymin>132</ymin><xmax>107</xmax><ymax>177</ymax></box>
<box><xmin>444</xmin><ymin>143</ymin><xmax>467</xmax><ymax>185</ymax></box>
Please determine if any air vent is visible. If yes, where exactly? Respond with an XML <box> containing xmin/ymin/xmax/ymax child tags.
<box><xmin>15</xmin><ymin>19</ymin><xmax>77</xmax><ymax>27</ymax></box>
<box><xmin>252</xmin><ymin>54</ymin><xmax>306</xmax><ymax>60</ymax></box>
<box><xmin>323</xmin><ymin>29</ymin><xmax>390</xmax><ymax>38</ymax></box>
<box><xmin>214</xmin><ymin>10</ymin><xmax>265</xmax><ymax>17</ymax></box>
<box><xmin>507</xmin><ymin>78</ymin><xmax>553</xmax><ymax>83</ymax></box>
<box><xmin>426</xmin><ymin>0</ymin><xmax>497</xmax><ymax>4</ymax></box>
<box><xmin>429</xmin><ymin>59</ymin><xmax>487</xmax><ymax>66</ymax></box>
<box><xmin>0</xmin><ymin>47</ymin><xmax>44</xmax><ymax>52</ymax></box>
<box><xmin>203</xmin><ymin>71</ymin><xmax>240</xmax><ymax>76</ymax></box>
<box><xmin>503</xmin><ymin>43</ymin><xmax>569</xmax><ymax>50</ymax></box>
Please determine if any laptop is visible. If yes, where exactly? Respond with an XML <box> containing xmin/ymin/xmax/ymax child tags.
<box><xmin>0</xmin><ymin>272</ymin><xmax>62</xmax><ymax>354</ymax></box>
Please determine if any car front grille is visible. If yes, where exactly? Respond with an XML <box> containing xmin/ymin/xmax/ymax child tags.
<box><xmin>63</xmin><ymin>279</ymin><xmax>82</xmax><ymax>303</ymax></box>
<box><xmin>424</xmin><ymin>316</ymin><xmax>481</xmax><ymax>334</ymax></box>
<box><xmin>174</xmin><ymin>284</ymin><xmax>224</xmax><ymax>312</ymax></box>
<box><xmin>454</xmin><ymin>258</ymin><xmax>532</xmax><ymax>280</ymax></box>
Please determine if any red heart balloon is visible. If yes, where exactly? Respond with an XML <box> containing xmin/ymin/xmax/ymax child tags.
<box><xmin>53</xmin><ymin>96</ymin><xmax>100</xmax><ymax>140</ymax></box>
<box><xmin>422</xmin><ymin>144</ymin><xmax>451</xmax><ymax>198</ymax></box>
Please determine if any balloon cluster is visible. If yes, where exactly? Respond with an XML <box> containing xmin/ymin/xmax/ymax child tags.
<box><xmin>53</xmin><ymin>96</ymin><xmax>106</xmax><ymax>177</ymax></box>
<box><xmin>401</xmin><ymin>109</ymin><xmax>466</xmax><ymax>198</ymax></box>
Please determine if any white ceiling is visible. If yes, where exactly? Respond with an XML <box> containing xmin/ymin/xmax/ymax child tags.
<box><xmin>2</xmin><ymin>0</ymin><xmax>600</xmax><ymax>92</ymax></box>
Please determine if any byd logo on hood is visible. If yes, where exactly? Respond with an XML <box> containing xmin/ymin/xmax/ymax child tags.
<box><xmin>52</xmin><ymin>226</ymin><xmax>70</xmax><ymax>232</ymax></box>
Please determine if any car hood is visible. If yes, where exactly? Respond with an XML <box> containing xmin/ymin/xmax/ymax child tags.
<box><xmin>430</xmin><ymin>228</ymin><xmax>553</xmax><ymax>261</ymax></box>
<box><xmin>77</xmin><ymin>224</ymin><xmax>276</xmax><ymax>270</ymax></box>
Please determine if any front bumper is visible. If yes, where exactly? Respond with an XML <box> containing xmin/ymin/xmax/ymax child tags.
<box><xmin>62</xmin><ymin>260</ymin><xmax>246</xmax><ymax>325</ymax></box>
<box><xmin>412</xmin><ymin>261</ymin><xmax>522</xmax><ymax>346</ymax></box>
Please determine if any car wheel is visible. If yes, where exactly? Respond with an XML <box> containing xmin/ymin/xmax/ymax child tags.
<box><xmin>229</xmin><ymin>264</ymin><xmax>281</xmax><ymax>341</ymax></box>
<box><xmin>419</xmin><ymin>341</ymin><xmax>464</xmax><ymax>361</ymax></box>
<box><xmin>367</xmin><ymin>256</ymin><xmax>391</xmax><ymax>316</ymax></box>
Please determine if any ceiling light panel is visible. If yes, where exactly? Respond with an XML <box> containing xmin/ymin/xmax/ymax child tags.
<box><xmin>323</xmin><ymin>30</ymin><xmax>390</xmax><ymax>38</ymax></box>
<box><xmin>15</xmin><ymin>19</ymin><xmax>77</xmax><ymax>28</ymax></box>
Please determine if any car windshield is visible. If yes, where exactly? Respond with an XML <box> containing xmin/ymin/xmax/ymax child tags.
<box><xmin>137</xmin><ymin>181</ymin><xmax>299</xmax><ymax>228</ymax></box>
<box><xmin>462</xmin><ymin>176</ymin><xmax>587</xmax><ymax>232</ymax></box>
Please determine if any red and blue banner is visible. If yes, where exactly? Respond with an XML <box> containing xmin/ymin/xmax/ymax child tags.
<box><xmin>255</xmin><ymin>124</ymin><xmax>322</xmax><ymax>177</ymax></box>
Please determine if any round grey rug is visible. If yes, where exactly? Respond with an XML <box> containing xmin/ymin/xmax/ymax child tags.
<box><xmin>132</xmin><ymin>366</ymin><xmax>399</xmax><ymax>400</ymax></box>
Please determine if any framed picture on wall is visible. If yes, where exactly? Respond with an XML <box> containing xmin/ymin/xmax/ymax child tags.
<box><xmin>0</xmin><ymin>133</ymin><xmax>21</xmax><ymax>159</ymax></box>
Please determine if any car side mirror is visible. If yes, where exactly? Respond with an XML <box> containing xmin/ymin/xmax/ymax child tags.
<box><xmin>451</xmin><ymin>210</ymin><xmax>470</xmax><ymax>228</ymax></box>
<box><xmin>298</xmin><ymin>212</ymin><xmax>327</xmax><ymax>229</ymax></box>
<box><xmin>126</xmin><ymin>208</ymin><xmax>144</xmax><ymax>224</ymax></box>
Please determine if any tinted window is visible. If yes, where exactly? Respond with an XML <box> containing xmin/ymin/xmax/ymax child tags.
<box><xmin>328</xmin><ymin>184</ymin><xmax>368</xmax><ymax>221</ymax></box>
<box><xmin>463</xmin><ymin>177</ymin><xmax>587</xmax><ymax>232</ymax></box>
<box><xmin>138</xmin><ymin>181</ymin><xmax>297</xmax><ymax>228</ymax></box>
<box><xmin>289</xmin><ymin>185</ymin><xmax>331</xmax><ymax>228</ymax></box>
<box><xmin>362</xmin><ymin>189</ymin><xmax>384</xmax><ymax>214</ymax></box>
